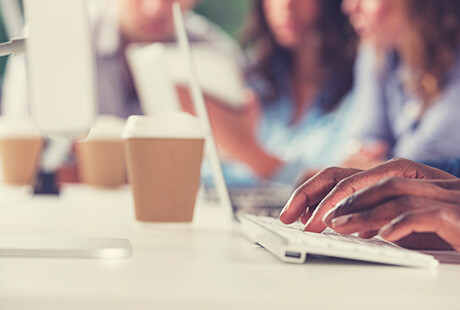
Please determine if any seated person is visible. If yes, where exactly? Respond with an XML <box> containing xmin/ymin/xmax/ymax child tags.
<box><xmin>342</xmin><ymin>0</ymin><xmax>460</xmax><ymax>169</ymax></box>
<box><xmin>280</xmin><ymin>158</ymin><xmax>460</xmax><ymax>252</ymax></box>
<box><xmin>1</xmin><ymin>0</ymin><xmax>238</xmax><ymax>117</ymax></box>
<box><xmin>199</xmin><ymin>0</ymin><xmax>358</xmax><ymax>186</ymax></box>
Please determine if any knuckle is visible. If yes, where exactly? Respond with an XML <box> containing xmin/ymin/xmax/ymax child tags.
<box><xmin>320</xmin><ymin>166</ymin><xmax>342</xmax><ymax>178</ymax></box>
<box><xmin>335</xmin><ymin>179</ymin><xmax>353</xmax><ymax>194</ymax></box>
<box><xmin>389</xmin><ymin>157</ymin><xmax>410</xmax><ymax>165</ymax></box>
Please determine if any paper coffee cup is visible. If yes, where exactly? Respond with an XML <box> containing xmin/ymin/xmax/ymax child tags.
<box><xmin>0</xmin><ymin>117</ymin><xmax>44</xmax><ymax>185</ymax></box>
<box><xmin>122</xmin><ymin>113</ymin><xmax>205</xmax><ymax>222</ymax></box>
<box><xmin>76</xmin><ymin>116</ymin><xmax>126</xmax><ymax>188</ymax></box>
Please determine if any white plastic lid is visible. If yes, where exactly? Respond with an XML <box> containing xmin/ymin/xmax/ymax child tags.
<box><xmin>0</xmin><ymin>117</ymin><xmax>42</xmax><ymax>138</ymax></box>
<box><xmin>81</xmin><ymin>115</ymin><xmax>126</xmax><ymax>141</ymax></box>
<box><xmin>121</xmin><ymin>113</ymin><xmax>205</xmax><ymax>139</ymax></box>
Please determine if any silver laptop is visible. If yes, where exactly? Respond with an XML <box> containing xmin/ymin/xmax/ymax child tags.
<box><xmin>172</xmin><ymin>3</ymin><xmax>439</xmax><ymax>268</ymax></box>
<box><xmin>171</xmin><ymin>3</ymin><xmax>292</xmax><ymax>218</ymax></box>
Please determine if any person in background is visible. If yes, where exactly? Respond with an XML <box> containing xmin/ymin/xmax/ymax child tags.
<box><xmin>202</xmin><ymin>0</ymin><xmax>357</xmax><ymax>186</ymax></box>
<box><xmin>281</xmin><ymin>0</ymin><xmax>460</xmax><ymax>251</ymax></box>
<box><xmin>342</xmin><ymin>0</ymin><xmax>460</xmax><ymax>169</ymax></box>
<box><xmin>1</xmin><ymin>0</ymin><xmax>238</xmax><ymax>118</ymax></box>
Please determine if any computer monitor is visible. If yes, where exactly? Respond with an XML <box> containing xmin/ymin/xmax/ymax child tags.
<box><xmin>0</xmin><ymin>0</ymin><xmax>132</xmax><ymax>259</ymax></box>
<box><xmin>24</xmin><ymin>0</ymin><xmax>96</xmax><ymax>138</ymax></box>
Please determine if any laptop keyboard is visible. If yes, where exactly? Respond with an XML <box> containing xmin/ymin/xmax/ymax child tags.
<box><xmin>241</xmin><ymin>214</ymin><xmax>438</xmax><ymax>266</ymax></box>
<box><xmin>203</xmin><ymin>186</ymin><xmax>293</xmax><ymax>216</ymax></box>
<box><xmin>230</xmin><ymin>188</ymin><xmax>290</xmax><ymax>216</ymax></box>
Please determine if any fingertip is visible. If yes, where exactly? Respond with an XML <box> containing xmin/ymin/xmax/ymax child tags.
<box><xmin>279</xmin><ymin>211</ymin><xmax>291</xmax><ymax>224</ymax></box>
<box><xmin>279</xmin><ymin>190</ymin><xmax>308</xmax><ymax>224</ymax></box>
<box><xmin>304</xmin><ymin>220</ymin><xmax>327</xmax><ymax>233</ymax></box>
<box><xmin>379</xmin><ymin>224</ymin><xmax>398</xmax><ymax>242</ymax></box>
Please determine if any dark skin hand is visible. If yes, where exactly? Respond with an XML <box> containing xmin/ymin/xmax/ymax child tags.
<box><xmin>280</xmin><ymin>158</ymin><xmax>459</xmax><ymax>251</ymax></box>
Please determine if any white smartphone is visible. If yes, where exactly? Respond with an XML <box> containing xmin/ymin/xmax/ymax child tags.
<box><xmin>126</xmin><ymin>42</ymin><xmax>246</xmax><ymax>112</ymax></box>
<box><xmin>24</xmin><ymin>0</ymin><xmax>96</xmax><ymax>139</ymax></box>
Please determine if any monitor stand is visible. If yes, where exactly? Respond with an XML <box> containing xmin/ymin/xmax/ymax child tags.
<box><xmin>0</xmin><ymin>237</ymin><xmax>132</xmax><ymax>259</ymax></box>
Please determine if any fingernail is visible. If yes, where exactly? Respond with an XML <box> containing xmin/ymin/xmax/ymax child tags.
<box><xmin>279</xmin><ymin>203</ymin><xmax>289</xmax><ymax>218</ymax></box>
<box><xmin>279</xmin><ymin>191</ymin><xmax>306</xmax><ymax>218</ymax></box>
<box><xmin>279</xmin><ymin>194</ymin><xmax>294</xmax><ymax>218</ymax></box>
<box><xmin>323</xmin><ymin>208</ymin><xmax>337</xmax><ymax>224</ymax></box>
<box><xmin>379</xmin><ymin>225</ymin><xmax>393</xmax><ymax>238</ymax></box>
<box><xmin>304</xmin><ymin>216</ymin><xmax>315</xmax><ymax>229</ymax></box>
<box><xmin>331</xmin><ymin>215</ymin><xmax>352</xmax><ymax>227</ymax></box>
<box><xmin>304</xmin><ymin>218</ymin><xmax>311</xmax><ymax>226</ymax></box>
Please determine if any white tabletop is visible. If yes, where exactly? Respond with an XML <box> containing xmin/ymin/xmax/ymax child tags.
<box><xmin>0</xmin><ymin>184</ymin><xmax>459</xmax><ymax>310</ymax></box>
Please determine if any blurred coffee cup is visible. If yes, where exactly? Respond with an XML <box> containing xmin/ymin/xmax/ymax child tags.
<box><xmin>76</xmin><ymin>116</ymin><xmax>126</xmax><ymax>188</ymax></box>
<box><xmin>0</xmin><ymin>117</ymin><xmax>44</xmax><ymax>185</ymax></box>
<box><xmin>122</xmin><ymin>113</ymin><xmax>205</xmax><ymax>222</ymax></box>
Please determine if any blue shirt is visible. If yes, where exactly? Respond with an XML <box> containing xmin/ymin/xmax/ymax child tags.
<box><xmin>209</xmin><ymin>61</ymin><xmax>357</xmax><ymax>187</ymax></box>
<box><xmin>424</xmin><ymin>158</ymin><xmax>460</xmax><ymax>178</ymax></box>
<box><xmin>353</xmin><ymin>45</ymin><xmax>460</xmax><ymax>162</ymax></box>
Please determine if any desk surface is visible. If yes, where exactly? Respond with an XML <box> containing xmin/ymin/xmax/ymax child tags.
<box><xmin>0</xmin><ymin>185</ymin><xmax>459</xmax><ymax>310</ymax></box>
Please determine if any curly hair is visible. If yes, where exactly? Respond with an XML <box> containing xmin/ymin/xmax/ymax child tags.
<box><xmin>241</xmin><ymin>0</ymin><xmax>357</xmax><ymax>110</ymax></box>
<box><xmin>399</xmin><ymin>0</ymin><xmax>460</xmax><ymax>104</ymax></box>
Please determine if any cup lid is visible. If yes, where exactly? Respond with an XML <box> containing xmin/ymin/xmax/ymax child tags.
<box><xmin>0</xmin><ymin>116</ymin><xmax>42</xmax><ymax>138</ymax></box>
<box><xmin>81</xmin><ymin>115</ymin><xmax>126</xmax><ymax>141</ymax></box>
<box><xmin>122</xmin><ymin>112</ymin><xmax>205</xmax><ymax>139</ymax></box>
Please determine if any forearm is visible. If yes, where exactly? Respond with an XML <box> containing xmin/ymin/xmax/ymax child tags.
<box><xmin>238</xmin><ymin>145</ymin><xmax>283</xmax><ymax>179</ymax></box>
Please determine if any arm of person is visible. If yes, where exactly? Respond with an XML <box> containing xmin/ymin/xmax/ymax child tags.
<box><xmin>279</xmin><ymin>158</ymin><xmax>457</xmax><ymax>233</ymax></box>
<box><xmin>176</xmin><ymin>85</ymin><xmax>283</xmax><ymax>179</ymax></box>
<box><xmin>348</xmin><ymin>44</ymin><xmax>395</xmax><ymax>153</ymax></box>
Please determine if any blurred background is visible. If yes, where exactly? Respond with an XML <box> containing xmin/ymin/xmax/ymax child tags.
<box><xmin>0</xmin><ymin>0</ymin><xmax>250</xmax><ymax>93</ymax></box>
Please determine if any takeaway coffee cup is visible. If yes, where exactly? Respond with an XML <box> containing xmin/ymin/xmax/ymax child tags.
<box><xmin>76</xmin><ymin>116</ymin><xmax>126</xmax><ymax>188</ymax></box>
<box><xmin>122</xmin><ymin>113</ymin><xmax>205</xmax><ymax>222</ymax></box>
<box><xmin>0</xmin><ymin>117</ymin><xmax>44</xmax><ymax>185</ymax></box>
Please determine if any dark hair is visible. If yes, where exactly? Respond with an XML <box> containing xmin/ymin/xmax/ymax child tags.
<box><xmin>242</xmin><ymin>0</ymin><xmax>357</xmax><ymax>109</ymax></box>
<box><xmin>399</xmin><ymin>0</ymin><xmax>460</xmax><ymax>105</ymax></box>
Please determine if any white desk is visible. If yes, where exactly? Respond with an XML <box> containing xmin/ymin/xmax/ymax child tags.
<box><xmin>0</xmin><ymin>184</ymin><xmax>459</xmax><ymax>310</ymax></box>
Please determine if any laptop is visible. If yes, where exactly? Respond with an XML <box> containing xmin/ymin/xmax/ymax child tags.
<box><xmin>168</xmin><ymin>2</ymin><xmax>293</xmax><ymax>218</ymax></box>
<box><xmin>170</xmin><ymin>2</ymin><xmax>439</xmax><ymax>268</ymax></box>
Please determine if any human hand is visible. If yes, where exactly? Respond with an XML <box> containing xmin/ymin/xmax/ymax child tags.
<box><xmin>322</xmin><ymin>178</ymin><xmax>460</xmax><ymax>251</ymax></box>
<box><xmin>279</xmin><ymin>158</ymin><xmax>457</xmax><ymax>233</ymax></box>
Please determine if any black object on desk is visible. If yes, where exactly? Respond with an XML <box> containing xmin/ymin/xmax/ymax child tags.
<box><xmin>33</xmin><ymin>170</ymin><xmax>60</xmax><ymax>195</ymax></box>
